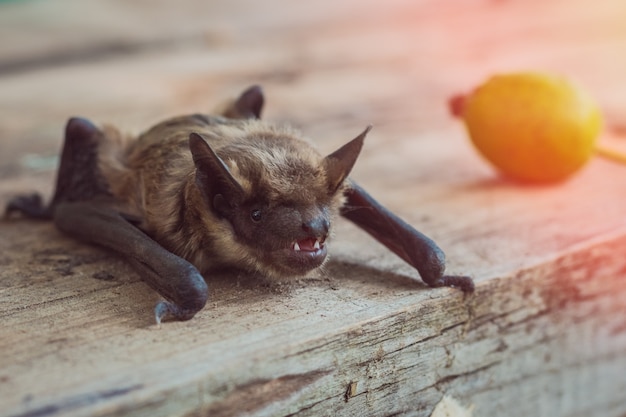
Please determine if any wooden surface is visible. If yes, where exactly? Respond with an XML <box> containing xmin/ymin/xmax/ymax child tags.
<box><xmin>1</xmin><ymin>1</ymin><xmax>626</xmax><ymax>416</ymax></box>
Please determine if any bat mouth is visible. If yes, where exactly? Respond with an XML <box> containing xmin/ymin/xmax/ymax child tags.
<box><xmin>283</xmin><ymin>237</ymin><xmax>327</xmax><ymax>271</ymax></box>
<box><xmin>292</xmin><ymin>237</ymin><xmax>324</xmax><ymax>253</ymax></box>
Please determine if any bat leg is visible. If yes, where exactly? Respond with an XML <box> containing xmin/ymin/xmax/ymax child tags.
<box><xmin>341</xmin><ymin>182</ymin><xmax>475</xmax><ymax>293</ymax></box>
<box><xmin>53</xmin><ymin>201</ymin><xmax>209</xmax><ymax>323</ymax></box>
<box><xmin>4</xmin><ymin>117</ymin><xmax>108</xmax><ymax>220</ymax></box>
<box><xmin>7</xmin><ymin>118</ymin><xmax>209</xmax><ymax>322</ymax></box>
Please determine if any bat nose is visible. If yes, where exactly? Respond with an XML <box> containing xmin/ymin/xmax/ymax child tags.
<box><xmin>302</xmin><ymin>217</ymin><xmax>329</xmax><ymax>239</ymax></box>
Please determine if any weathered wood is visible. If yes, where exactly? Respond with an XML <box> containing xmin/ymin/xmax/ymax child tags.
<box><xmin>1</xmin><ymin>0</ymin><xmax>626</xmax><ymax>416</ymax></box>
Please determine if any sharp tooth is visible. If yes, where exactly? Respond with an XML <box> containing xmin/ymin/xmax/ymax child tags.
<box><xmin>313</xmin><ymin>240</ymin><xmax>321</xmax><ymax>250</ymax></box>
<box><xmin>294</xmin><ymin>242</ymin><xmax>301</xmax><ymax>251</ymax></box>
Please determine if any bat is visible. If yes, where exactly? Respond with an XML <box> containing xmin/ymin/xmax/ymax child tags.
<box><xmin>5</xmin><ymin>86</ymin><xmax>474</xmax><ymax>323</ymax></box>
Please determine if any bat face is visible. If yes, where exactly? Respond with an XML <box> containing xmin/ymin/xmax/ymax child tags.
<box><xmin>189</xmin><ymin>127</ymin><xmax>368</xmax><ymax>278</ymax></box>
<box><xmin>224</xmin><ymin>195</ymin><xmax>332</xmax><ymax>276</ymax></box>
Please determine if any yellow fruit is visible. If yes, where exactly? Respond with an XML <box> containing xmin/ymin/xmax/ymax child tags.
<box><xmin>451</xmin><ymin>72</ymin><xmax>603</xmax><ymax>183</ymax></box>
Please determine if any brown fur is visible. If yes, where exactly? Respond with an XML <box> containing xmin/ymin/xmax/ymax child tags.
<box><xmin>97</xmin><ymin>113</ymin><xmax>349</xmax><ymax>279</ymax></box>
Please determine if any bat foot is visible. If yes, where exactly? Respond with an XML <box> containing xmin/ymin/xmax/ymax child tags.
<box><xmin>430</xmin><ymin>275</ymin><xmax>475</xmax><ymax>293</ymax></box>
<box><xmin>5</xmin><ymin>193</ymin><xmax>51</xmax><ymax>219</ymax></box>
<box><xmin>154</xmin><ymin>300</ymin><xmax>200</xmax><ymax>324</ymax></box>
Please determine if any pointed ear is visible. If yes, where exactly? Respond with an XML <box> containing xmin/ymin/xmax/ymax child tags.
<box><xmin>189</xmin><ymin>133</ymin><xmax>244</xmax><ymax>212</ymax></box>
<box><xmin>324</xmin><ymin>125</ymin><xmax>371</xmax><ymax>194</ymax></box>
<box><xmin>221</xmin><ymin>85</ymin><xmax>265</xmax><ymax>119</ymax></box>
<box><xmin>235</xmin><ymin>85</ymin><xmax>264</xmax><ymax>119</ymax></box>
<box><xmin>65</xmin><ymin>117</ymin><xmax>100</xmax><ymax>142</ymax></box>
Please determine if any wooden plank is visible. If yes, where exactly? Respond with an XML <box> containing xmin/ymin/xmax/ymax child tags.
<box><xmin>1</xmin><ymin>0</ymin><xmax>626</xmax><ymax>416</ymax></box>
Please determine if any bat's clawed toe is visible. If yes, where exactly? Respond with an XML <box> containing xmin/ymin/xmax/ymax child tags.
<box><xmin>4</xmin><ymin>193</ymin><xmax>51</xmax><ymax>219</ymax></box>
<box><xmin>435</xmin><ymin>275</ymin><xmax>475</xmax><ymax>293</ymax></box>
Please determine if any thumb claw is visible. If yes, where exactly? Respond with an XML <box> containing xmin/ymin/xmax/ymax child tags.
<box><xmin>154</xmin><ymin>300</ymin><xmax>200</xmax><ymax>324</ymax></box>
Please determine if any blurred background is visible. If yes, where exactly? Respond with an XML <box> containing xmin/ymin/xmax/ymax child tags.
<box><xmin>2</xmin><ymin>2</ymin><xmax>626</xmax><ymax>416</ymax></box>
<box><xmin>3</xmin><ymin>0</ymin><xmax>626</xmax><ymax>270</ymax></box>
<box><xmin>1</xmin><ymin>0</ymin><xmax>625</xmax><ymax>174</ymax></box>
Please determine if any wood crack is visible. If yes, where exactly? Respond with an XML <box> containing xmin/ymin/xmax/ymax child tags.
<box><xmin>0</xmin><ymin>35</ymin><xmax>205</xmax><ymax>76</ymax></box>
<box><xmin>0</xmin><ymin>282</ymin><xmax>128</xmax><ymax>318</ymax></box>
<box><xmin>434</xmin><ymin>360</ymin><xmax>503</xmax><ymax>388</ymax></box>
<box><xmin>199</xmin><ymin>369</ymin><xmax>332</xmax><ymax>417</ymax></box>
<box><xmin>10</xmin><ymin>384</ymin><xmax>143</xmax><ymax>417</ymax></box>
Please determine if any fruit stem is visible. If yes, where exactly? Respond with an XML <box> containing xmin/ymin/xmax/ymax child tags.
<box><xmin>448</xmin><ymin>94</ymin><xmax>466</xmax><ymax>118</ymax></box>
<box><xmin>595</xmin><ymin>145</ymin><xmax>626</xmax><ymax>165</ymax></box>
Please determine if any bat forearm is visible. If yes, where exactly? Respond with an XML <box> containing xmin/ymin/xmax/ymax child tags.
<box><xmin>341</xmin><ymin>182</ymin><xmax>474</xmax><ymax>292</ymax></box>
<box><xmin>341</xmin><ymin>183</ymin><xmax>446</xmax><ymax>277</ymax></box>
<box><xmin>53</xmin><ymin>201</ymin><xmax>209</xmax><ymax>322</ymax></box>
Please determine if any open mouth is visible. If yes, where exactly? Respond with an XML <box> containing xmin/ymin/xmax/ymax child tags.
<box><xmin>292</xmin><ymin>237</ymin><xmax>324</xmax><ymax>253</ymax></box>
<box><xmin>270</xmin><ymin>237</ymin><xmax>328</xmax><ymax>275</ymax></box>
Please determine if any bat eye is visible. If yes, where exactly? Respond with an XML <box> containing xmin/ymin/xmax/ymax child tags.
<box><xmin>250</xmin><ymin>209</ymin><xmax>262</xmax><ymax>222</ymax></box>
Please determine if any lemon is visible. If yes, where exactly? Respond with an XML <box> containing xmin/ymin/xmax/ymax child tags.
<box><xmin>451</xmin><ymin>72</ymin><xmax>603</xmax><ymax>183</ymax></box>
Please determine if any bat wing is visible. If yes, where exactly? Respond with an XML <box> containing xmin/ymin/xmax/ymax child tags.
<box><xmin>341</xmin><ymin>182</ymin><xmax>474</xmax><ymax>293</ymax></box>
<box><xmin>54</xmin><ymin>200</ymin><xmax>208</xmax><ymax>323</ymax></box>
<box><xmin>5</xmin><ymin>117</ymin><xmax>109</xmax><ymax>219</ymax></box>
<box><xmin>6</xmin><ymin>118</ymin><xmax>208</xmax><ymax>323</ymax></box>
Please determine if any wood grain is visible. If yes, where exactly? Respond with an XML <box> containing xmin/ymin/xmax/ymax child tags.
<box><xmin>1</xmin><ymin>0</ymin><xmax>626</xmax><ymax>416</ymax></box>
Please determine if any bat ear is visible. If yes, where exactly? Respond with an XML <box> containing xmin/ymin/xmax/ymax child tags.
<box><xmin>235</xmin><ymin>85</ymin><xmax>264</xmax><ymax>119</ymax></box>
<box><xmin>65</xmin><ymin>117</ymin><xmax>101</xmax><ymax>142</ymax></box>
<box><xmin>189</xmin><ymin>133</ymin><xmax>245</xmax><ymax>212</ymax></box>
<box><xmin>221</xmin><ymin>85</ymin><xmax>265</xmax><ymax>119</ymax></box>
<box><xmin>323</xmin><ymin>125</ymin><xmax>371</xmax><ymax>194</ymax></box>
